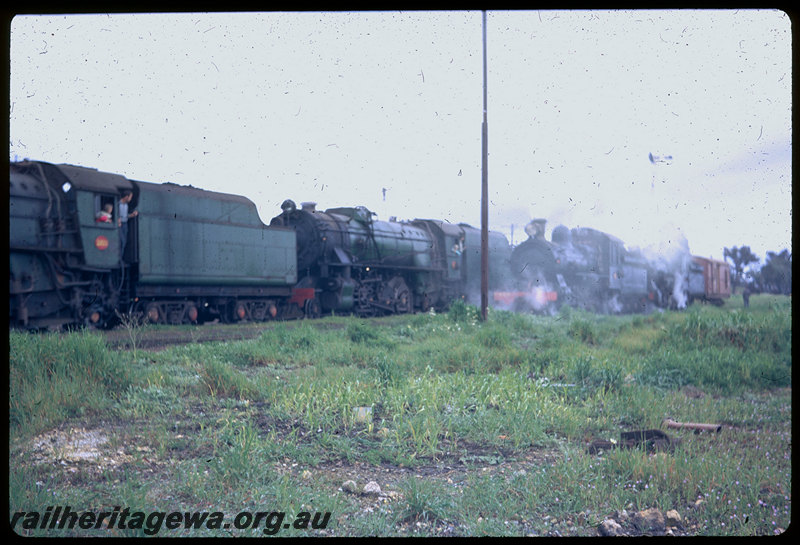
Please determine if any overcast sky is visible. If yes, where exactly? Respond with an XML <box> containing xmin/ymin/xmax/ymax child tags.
<box><xmin>9</xmin><ymin>10</ymin><xmax>792</xmax><ymax>263</ymax></box>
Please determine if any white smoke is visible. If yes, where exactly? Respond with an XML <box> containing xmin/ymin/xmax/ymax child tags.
<box><xmin>672</xmin><ymin>269</ymin><xmax>688</xmax><ymax>309</ymax></box>
<box><xmin>631</xmin><ymin>224</ymin><xmax>694</xmax><ymax>309</ymax></box>
<box><xmin>525</xmin><ymin>285</ymin><xmax>558</xmax><ymax>314</ymax></box>
<box><xmin>607</xmin><ymin>293</ymin><xmax>623</xmax><ymax>314</ymax></box>
<box><xmin>637</xmin><ymin>225</ymin><xmax>691</xmax><ymax>264</ymax></box>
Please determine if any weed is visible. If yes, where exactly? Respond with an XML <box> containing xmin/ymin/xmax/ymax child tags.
<box><xmin>571</xmin><ymin>354</ymin><xmax>596</xmax><ymax>385</ymax></box>
<box><xmin>198</xmin><ymin>358</ymin><xmax>259</xmax><ymax>399</ymax></box>
<box><xmin>371</xmin><ymin>355</ymin><xmax>402</xmax><ymax>387</ymax></box>
<box><xmin>447</xmin><ymin>299</ymin><xmax>480</xmax><ymax>324</ymax></box>
<box><xmin>475</xmin><ymin>323</ymin><xmax>512</xmax><ymax>350</ymax></box>
<box><xmin>115</xmin><ymin>309</ymin><xmax>150</xmax><ymax>362</ymax></box>
<box><xmin>346</xmin><ymin>320</ymin><xmax>382</xmax><ymax>344</ymax></box>
<box><xmin>9</xmin><ymin>330</ymin><xmax>132</xmax><ymax>436</ymax></box>
<box><xmin>118</xmin><ymin>384</ymin><xmax>182</xmax><ymax>420</ymax></box>
<box><xmin>568</xmin><ymin>316</ymin><xmax>599</xmax><ymax>345</ymax></box>
<box><xmin>211</xmin><ymin>419</ymin><xmax>268</xmax><ymax>485</ymax></box>
<box><xmin>397</xmin><ymin>478</ymin><xmax>455</xmax><ymax>524</ymax></box>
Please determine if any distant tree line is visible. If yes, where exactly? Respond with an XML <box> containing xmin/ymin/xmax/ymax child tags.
<box><xmin>724</xmin><ymin>245</ymin><xmax>792</xmax><ymax>295</ymax></box>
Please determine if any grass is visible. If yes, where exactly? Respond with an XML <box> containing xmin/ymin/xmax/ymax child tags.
<box><xmin>8</xmin><ymin>294</ymin><xmax>791</xmax><ymax>537</ymax></box>
<box><xmin>8</xmin><ymin>330</ymin><xmax>135</xmax><ymax>434</ymax></box>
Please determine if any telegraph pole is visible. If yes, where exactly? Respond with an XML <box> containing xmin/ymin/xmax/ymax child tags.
<box><xmin>480</xmin><ymin>10</ymin><xmax>489</xmax><ymax>322</ymax></box>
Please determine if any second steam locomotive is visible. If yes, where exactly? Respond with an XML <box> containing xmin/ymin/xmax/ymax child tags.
<box><xmin>499</xmin><ymin>218</ymin><xmax>730</xmax><ymax>315</ymax></box>
<box><xmin>269</xmin><ymin>199</ymin><xmax>512</xmax><ymax>318</ymax></box>
<box><xmin>9</xmin><ymin>160</ymin><xmax>729</xmax><ymax>330</ymax></box>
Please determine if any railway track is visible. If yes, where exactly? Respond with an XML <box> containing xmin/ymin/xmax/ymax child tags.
<box><xmin>99</xmin><ymin>316</ymin><xmax>399</xmax><ymax>351</ymax></box>
<box><xmin>101</xmin><ymin>320</ymin><xmax>295</xmax><ymax>351</ymax></box>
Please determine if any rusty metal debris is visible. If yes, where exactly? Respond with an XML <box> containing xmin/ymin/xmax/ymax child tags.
<box><xmin>587</xmin><ymin>429</ymin><xmax>682</xmax><ymax>454</ymax></box>
<box><xmin>662</xmin><ymin>418</ymin><xmax>722</xmax><ymax>433</ymax></box>
<box><xmin>588</xmin><ymin>419</ymin><xmax>723</xmax><ymax>454</ymax></box>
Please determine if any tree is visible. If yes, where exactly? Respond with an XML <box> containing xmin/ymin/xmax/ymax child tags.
<box><xmin>724</xmin><ymin>246</ymin><xmax>760</xmax><ymax>291</ymax></box>
<box><xmin>758</xmin><ymin>249</ymin><xmax>792</xmax><ymax>295</ymax></box>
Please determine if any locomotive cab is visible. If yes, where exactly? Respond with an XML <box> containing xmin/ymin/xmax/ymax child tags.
<box><xmin>9</xmin><ymin>161</ymin><xmax>133</xmax><ymax>328</ymax></box>
<box><xmin>56</xmin><ymin>163</ymin><xmax>136</xmax><ymax>269</ymax></box>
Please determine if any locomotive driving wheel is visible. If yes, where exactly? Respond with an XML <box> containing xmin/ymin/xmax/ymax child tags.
<box><xmin>385</xmin><ymin>276</ymin><xmax>413</xmax><ymax>314</ymax></box>
<box><xmin>354</xmin><ymin>282</ymin><xmax>377</xmax><ymax>317</ymax></box>
<box><xmin>303</xmin><ymin>298</ymin><xmax>321</xmax><ymax>319</ymax></box>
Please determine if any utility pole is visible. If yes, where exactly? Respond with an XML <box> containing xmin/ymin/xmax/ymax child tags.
<box><xmin>480</xmin><ymin>10</ymin><xmax>489</xmax><ymax>322</ymax></box>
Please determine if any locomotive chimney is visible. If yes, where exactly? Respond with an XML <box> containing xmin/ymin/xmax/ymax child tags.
<box><xmin>524</xmin><ymin>218</ymin><xmax>547</xmax><ymax>240</ymax></box>
<box><xmin>301</xmin><ymin>202</ymin><xmax>317</xmax><ymax>212</ymax></box>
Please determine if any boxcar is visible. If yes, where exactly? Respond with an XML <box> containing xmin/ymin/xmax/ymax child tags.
<box><xmin>691</xmin><ymin>255</ymin><xmax>731</xmax><ymax>305</ymax></box>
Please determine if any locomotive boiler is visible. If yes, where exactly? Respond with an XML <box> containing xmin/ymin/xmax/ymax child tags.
<box><xmin>558</xmin><ymin>225</ymin><xmax>651</xmax><ymax>313</ymax></box>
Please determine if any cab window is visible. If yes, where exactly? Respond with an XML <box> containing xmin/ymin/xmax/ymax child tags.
<box><xmin>94</xmin><ymin>194</ymin><xmax>116</xmax><ymax>226</ymax></box>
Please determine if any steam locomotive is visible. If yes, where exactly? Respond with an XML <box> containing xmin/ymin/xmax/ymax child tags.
<box><xmin>268</xmin><ymin>200</ymin><xmax>512</xmax><ymax>317</ymax></box>
<box><xmin>10</xmin><ymin>160</ymin><xmax>302</xmax><ymax>329</ymax></box>
<box><xmin>499</xmin><ymin>218</ymin><xmax>731</xmax><ymax>315</ymax></box>
<box><xmin>9</xmin><ymin>160</ymin><xmax>511</xmax><ymax>329</ymax></box>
